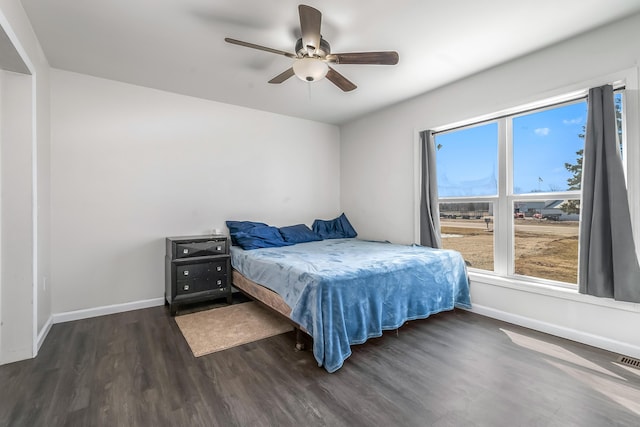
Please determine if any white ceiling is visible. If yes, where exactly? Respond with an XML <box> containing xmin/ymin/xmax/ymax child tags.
<box><xmin>19</xmin><ymin>0</ymin><xmax>640</xmax><ymax>124</ymax></box>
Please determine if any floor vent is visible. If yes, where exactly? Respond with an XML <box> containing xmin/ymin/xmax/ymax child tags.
<box><xmin>617</xmin><ymin>355</ymin><xmax>640</xmax><ymax>369</ymax></box>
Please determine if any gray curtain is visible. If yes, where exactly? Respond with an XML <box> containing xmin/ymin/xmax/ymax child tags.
<box><xmin>579</xmin><ymin>84</ymin><xmax>640</xmax><ymax>303</ymax></box>
<box><xmin>420</xmin><ymin>130</ymin><xmax>442</xmax><ymax>248</ymax></box>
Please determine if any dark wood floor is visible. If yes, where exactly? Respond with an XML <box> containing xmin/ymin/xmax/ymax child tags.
<box><xmin>1</xmin><ymin>298</ymin><xmax>639</xmax><ymax>427</ymax></box>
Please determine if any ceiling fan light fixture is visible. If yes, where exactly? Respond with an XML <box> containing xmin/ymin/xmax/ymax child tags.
<box><xmin>293</xmin><ymin>57</ymin><xmax>328</xmax><ymax>82</ymax></box>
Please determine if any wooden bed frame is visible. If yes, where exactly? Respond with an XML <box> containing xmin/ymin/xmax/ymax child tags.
<box><xmin>232</xmin><ymin>269</ymin><xmax>309</xmax><ymax>349</ymax></box>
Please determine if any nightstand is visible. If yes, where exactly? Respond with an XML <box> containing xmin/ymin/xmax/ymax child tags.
<box><xmin>165</xmin><ymin>235</ymin><xmax>232</xmax><ymax>316</ymax></box>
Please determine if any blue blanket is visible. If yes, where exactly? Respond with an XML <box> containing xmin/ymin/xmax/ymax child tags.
<box><xmin>230</xmin><ymin>238</ymin><xmax>471</xmax><ymax>372</ymax></box>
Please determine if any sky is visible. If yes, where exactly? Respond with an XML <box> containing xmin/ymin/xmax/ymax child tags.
<box><xmin>434</xmin><ymin>98</ymin><xmax>598</xmax><ymax>197</ymax></box>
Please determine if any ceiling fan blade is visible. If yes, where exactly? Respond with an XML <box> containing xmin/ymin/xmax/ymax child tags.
<box><xmin>225</xmin><ymin>38</ymin><xmax>297</xmax><ymax>59</ymax></box>
<box><xmin>326</xmin><ymin>67</ymin><xmax>357</xmax><ymax>92</ymax></box>
<box><xmin>326</xmin><ymin>51</ymin><xmax>399</xmax><ymax>65</ymax></box>
<box><xmin>268</xmin><ymin>68</ymin><xmax>295</xmax><ymax>84</ymax></box>
<box><xmin>299</xmin><ymin>5</ymin><xmax>321</xmax><ymax>53</ymax></box>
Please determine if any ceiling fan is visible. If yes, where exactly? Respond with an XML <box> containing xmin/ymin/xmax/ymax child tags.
<box><xmin>225</xmin><ymin>4</ymin><xmax>399</xmax><ymax>92</ymax></box>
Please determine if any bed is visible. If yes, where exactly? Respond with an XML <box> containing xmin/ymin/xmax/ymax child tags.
<box><xmin>230</xmin><ymin>237</ymin><xmax>471</xmax><ymax>373</ymax></box>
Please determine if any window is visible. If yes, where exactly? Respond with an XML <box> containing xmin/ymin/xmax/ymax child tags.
<box><xmin>439</xmin><ymin>201</ymin><xmax>494</xmax><ymax>272</ymax></box>
<box><xmin>435</xmin><ymin>123</ymin><xmax>498</xmax><ymax>197</ymax></box>
<box><xmin>512</xmin><ymin>101</ymin><xmax>587</xmax><ymax>194</ymax></box>
<box><xmin>436</xmin><ymin>123</ymin><xmax>497</xmax><ymax>272</ymax></box>
<box><xmin>433</xmin><ymin>90</ymin><xmax>625</xmax><ymax>287</ymax></box>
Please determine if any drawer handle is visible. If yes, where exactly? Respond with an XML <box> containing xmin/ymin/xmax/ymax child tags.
<box><xmin>217</xmin><ymin>280</ymin><xmax>222</xmax><ymax>285</ymax></box>
<box><xmin>216</xmin><ymin>266</ymin><xmax>222</xmax><ymax>272</ymax></box>
<box><xmin>216</xmin><ymin>246</ymin><xmax>222</xmax><ymax>251</ymax></box>
<box><xmin>183</xmin><ymin>249</ymin><xmax>189</xmax><ymax>254</ymax></box>
<box><xmin>183</xmin><ymin>270</ymin><xmax>189</xmax><ymax>276</ymax></box>
<box><xmin>183</xmin><ymin>284</ymin><xmax>190</xmax><ymax>291</ymax></box>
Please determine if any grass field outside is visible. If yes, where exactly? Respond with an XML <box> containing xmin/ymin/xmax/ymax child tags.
<box><xmin>441</xmin><ymin>219</ymin><xmax>579</xmax><ymax>285</ymax></box>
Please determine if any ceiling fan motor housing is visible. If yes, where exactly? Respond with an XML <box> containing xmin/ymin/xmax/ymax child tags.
<box><xmin>295</xmin><ymin>37</ymin><xmax>331</xmax><ymax>58</ymax></box>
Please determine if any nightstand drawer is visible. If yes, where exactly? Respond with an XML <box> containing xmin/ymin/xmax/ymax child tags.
<box><xmin>175</xmin><ymin>240</ymin><xmax>226</xmax><ymax>259</ymax></box>
<box><xmin>175</xmin><ymin>276</ymin><xmax>227</xmax><ymax>295</ymax></box>
<box><xmin>176</xmin><ymin>260</ymin><xmax>227</xmax><ymax>281</ymax></box>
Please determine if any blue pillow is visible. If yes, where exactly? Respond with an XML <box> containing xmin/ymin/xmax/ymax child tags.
<box><xmin>226</xmin><ymin>220</ymin><xmax>269</xmax><ymax>245</ymax></box>
<box><xmin>233</xmin><ymin>225</ymin><xmax>293</xmax><ymax>250</ymax></box>
<box><xmin>279</xmin><ymin>224</ymin><xmax>323</xmax><ymax>244</ymax></box>
<box><xmin>312</xmin><ymin>213</ymin><xmax>358</xmax><ymax>239</ymax></box>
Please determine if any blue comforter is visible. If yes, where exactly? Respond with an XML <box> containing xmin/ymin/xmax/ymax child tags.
<box><xmin>230</xmin><ymin>238</ymin><xmax>471</xmax><ymax>373</ymax></box>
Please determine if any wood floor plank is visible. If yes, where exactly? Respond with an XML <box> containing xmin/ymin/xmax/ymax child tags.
<box><xmin>1</xmin><ymin>305</ymin><xmax>639</xmax><ymax>426</ymax></box>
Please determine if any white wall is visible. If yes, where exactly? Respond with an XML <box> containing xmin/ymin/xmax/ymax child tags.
<box><xmin>50</xmin><ymin>69</ymin><xmax>340</xmax><ymax>314</ymax></box>
<box><xmin>341</xmin><ymin>13</ymin><xmax>640</xmax><ymax>357</ymax></box>
<box><xmin>0</xmin><ymin>0</ymin><xmax>50</xmax><ymax>364</ymax></box>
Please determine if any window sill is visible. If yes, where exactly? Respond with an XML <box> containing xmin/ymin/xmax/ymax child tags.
<box><xmin>468</xmin><ymin>270</ymin><xmax>640</xmax><ymax>314</ymax></box>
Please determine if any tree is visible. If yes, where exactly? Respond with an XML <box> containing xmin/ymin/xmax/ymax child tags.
<box><xmin>562</xmin><ymin>147</ymin><xmax>583</xmax><ymax>214</ymax></box>
<box><xmin>562</xmin><ymin>95</ymin><xmax>622</xmax><ymax>215</ymax></box>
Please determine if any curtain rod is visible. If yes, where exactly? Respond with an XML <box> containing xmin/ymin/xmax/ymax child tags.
<box><xmin>431</xmin><ymin>85</ymin><xmax>625</xmax><ymax>136</ymax></box>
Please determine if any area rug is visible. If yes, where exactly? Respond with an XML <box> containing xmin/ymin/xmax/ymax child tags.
<box><xmin>175</xmin><ymin>301</ymin><xmax>293</xmax><ymax>357</ymax></box>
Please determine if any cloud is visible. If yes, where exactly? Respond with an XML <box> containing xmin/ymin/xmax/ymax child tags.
<box><xmin>563</xmin><ymin>117</ymin><xmax>583</xmax><ymax>125</ymax></box>
<box><xmin>534</xmin><ymin>127</ymin><xmax>550</xmax><ymax>136</ymax></box>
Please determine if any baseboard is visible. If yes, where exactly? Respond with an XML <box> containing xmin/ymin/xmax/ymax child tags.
<box><xmin>52</xmin><ymin>297</ymin><xmax>166</xmax><ymax>324</ymax></box>
<box><xmin>36</xmin><ymin>316</ymin><xmax>53</xmax><ymax>355</ymax></box>
<box><xmin>41</xmin><ymin>299</ymin><xmax>640</xmax><ymax>360</ymax></box>
<box><xmin>468</xmin><ymin>304</ymin><xmax>640</xmax><ymax>359</ymax></box>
